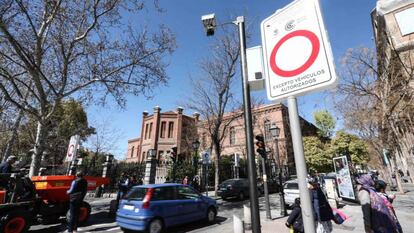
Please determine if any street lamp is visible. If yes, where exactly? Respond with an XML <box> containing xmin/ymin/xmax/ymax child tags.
<box><xmin>270</xmin><ymin>123</ymin><xmax>287</xmax><ymax>216</ymax></box>
<box><xmin>148</xmin><ymin>149</ymin><xmax>157</xmax><ymax>159</ymax></box>
<box><xmin>201</xmin><ymin>13</ymin><xmax>261</xmax><ymax>233</ymax></box>
<box><xmin>192</xmin><ymin>140</ymin><xmax>200</xmax><ymax>188</ymax></box>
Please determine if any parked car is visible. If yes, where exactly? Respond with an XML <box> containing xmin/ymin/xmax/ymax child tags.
<box><xmin>217</xmin><ymin>178</ymin><xmax>249</xmax><ymax>200</ymax></box>
<box><xmin>258</xmin><ymin>178</ymin><xmax>281</xmax><ymax>194</ymax></box>
<box><xmin>283</xmin><ymin>179</ymin><xmax>299</xmax><ymax>208</ymax></box>
<box><xmin>116</xmin><ymin>183</ymin><xmax>218</xmax><ymax>233</ymax></box>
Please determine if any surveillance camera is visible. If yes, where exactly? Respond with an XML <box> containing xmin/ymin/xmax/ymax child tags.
<box><xmin>201</xmin><ymin>13</ymin><xmax>216</xmax><ymax>36</ymax></box>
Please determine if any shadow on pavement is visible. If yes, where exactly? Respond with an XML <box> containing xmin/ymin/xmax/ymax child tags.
<box><xmin>168</xmin><ymin>216</ymin><xmax>228</xmax><ymax>233</ymax></box>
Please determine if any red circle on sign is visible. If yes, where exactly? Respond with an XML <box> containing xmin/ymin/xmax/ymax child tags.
<box><xmin>270</xmin><ymin>30</ymin><xmax>320</xmax><ymax>77</ymax></box>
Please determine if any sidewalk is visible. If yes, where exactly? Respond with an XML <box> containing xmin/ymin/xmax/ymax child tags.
<box><xmin>248</xmin><ymin>183</ymin><xmax>414</xmax><ymax>233</ymax></box>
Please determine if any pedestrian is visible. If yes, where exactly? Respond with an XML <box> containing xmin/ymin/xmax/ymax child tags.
<box><xmin>182</xmin><ymin>176</ymin><xmax>189</xmax><ymax>185</ymax></box>
<box><xmin>357</xmin><ymin>174</ymin><xmax>401</xmax><ymax>233</ymax></box>
<box><xmin>116</xmin><ymin>173</ymin><xmax>130</xmax><ymax>206</ymax></box>
<box><xmin>374</xmin><ymin>180</ymin><xmax>403</xmax><ymax>232</ymax></box>
<box><xmin>0</xmin><ymin>156</ymin><xmax>17</xmax><ymax>174</ymax></box>
<box><xmin>66</xmin><ymin>171</ymin><xmax>88</xmax><ymax>233</ymax></box>
<box><xmin>192</xmin><ymin>175</ymin><xmax>200</xmax><ymax>191</ymax></box>
<box><xmin>285</xmin><ymin>198</ymin><xmax>304</xmax><ymax>233</ymax></box>
<box><xmin>128</xmin><ymin>175</ymin><xmax>138</xmax><ymax>190</ymax></box>
<box><xmin>308</xmin><ymin>178</ymin><xmax>334</xmax><ymax>233</ymax></box>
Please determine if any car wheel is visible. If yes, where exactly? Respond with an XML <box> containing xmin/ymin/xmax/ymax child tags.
<box><xmin>147</xmin><ymin>218</ymin><xmax>164</xmax><ymax>233</ymax></box>
<box><xmin>206</xmin><ymin>207</ymin><xmax>217</xmax><ymax>223</ymax></box>
<box><xmin>0</xmin><ymin>209</ymin><xmax>31</xmax><ymax>233</ymax></box>
<box><xmin>238</xmin><ymin>192</ymin><xmax>245</xmax><ymax>200</ymax></box>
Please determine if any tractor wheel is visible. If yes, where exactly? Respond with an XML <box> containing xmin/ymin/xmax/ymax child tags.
<box><xmin>0</xmin><ymin>209</ymin><xmax>31</xmax><ymax>233</ymax></box>
<box><xmin>66</xmin><ymin>201</ymin><xmax>91</xmax><ymax>226</ymax></box>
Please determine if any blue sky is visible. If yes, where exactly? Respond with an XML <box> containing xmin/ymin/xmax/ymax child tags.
<box><xmin>86</xmin><ymin>0</ymin><xmax>377</xmax><ymax>159</ymax></box>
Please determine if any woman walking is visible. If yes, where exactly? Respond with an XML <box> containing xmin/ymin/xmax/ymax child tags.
<box><xmin>308</xmin><ymin>178</ymin><xmax>334</xmax><ymax>233</ymax></box>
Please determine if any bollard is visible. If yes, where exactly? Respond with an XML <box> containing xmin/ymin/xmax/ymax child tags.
<box><xmin>243</xmin><ymin>204</ymin><xmax>251</xmax><ymax>230</ymax></box>
<box><xmin>234</xmin><ymin>215</ymin><xmax>245</xmax><ymax>233</ymax></box>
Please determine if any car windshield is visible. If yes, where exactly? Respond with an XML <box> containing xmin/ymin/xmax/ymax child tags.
<box><xmin>284</xmin><ymin>183</ymin><xmax>299</xmax><ymax>190</ymax></box>
<box><xmin>125</xmin><ymin>187</ymin><xmax>148</xmax><ymax>200</ymax></box>
<box><xmin>220</xmin><ymin>180</ymin><xmax>236</xmax><ymax>186</ymax></box>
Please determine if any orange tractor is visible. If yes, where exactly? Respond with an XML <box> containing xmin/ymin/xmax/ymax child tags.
<box><xmin>0</xmin><ymin>173</ymin><xmax>109</xmax><ymax>233</ymax></box>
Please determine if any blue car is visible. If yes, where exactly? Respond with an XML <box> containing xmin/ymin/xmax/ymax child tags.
<box><xmin>116</xmin><ymin>183</ymin><xmax>218</xmax><ymax>233</ymax></box>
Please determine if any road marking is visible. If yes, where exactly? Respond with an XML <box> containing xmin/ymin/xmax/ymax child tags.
<box><xmin>106</xmin><ymin>227</ymin><xmax>120</xmax><ymax>231</ymax></box>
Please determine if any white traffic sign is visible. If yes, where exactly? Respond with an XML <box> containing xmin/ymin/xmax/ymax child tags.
<box><xmin>65</xmin><ymin>135</ymin><xmax>80</xmax><ymax>162</ymax></box>
<box><xmin>260</xmin><ymin>0</ymin><xmax>337</xmax><ymax>101</ymax></box>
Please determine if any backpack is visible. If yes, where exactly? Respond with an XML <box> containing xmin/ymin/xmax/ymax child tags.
<box><xmin>367</xmin><ymin>188</ymin><xmax>399</xmax><ymax>233</ymax></box>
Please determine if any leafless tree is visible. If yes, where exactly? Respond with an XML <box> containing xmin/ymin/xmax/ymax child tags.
<box><xmin>336</xmin><ymin>46</ymin><xmax>414</xmax><ymax>192</ymax></box>
<box><xmin>186</xmin><ymin>29</ymin><xmax>240</xmax><ymax>194</ymax></box>
<box><xmin>0</xmin><ymin>0</ymin><xmax>176</xmax><ymax>176</ymax></box>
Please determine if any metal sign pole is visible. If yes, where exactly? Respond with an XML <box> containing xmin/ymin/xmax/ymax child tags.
<box><xmin>236</xmin><ymin>16</ymin><xmax>261</xmax><ymax>233</ymax></box>
<box><xmin>287</xmin><ymin>96</ymin><xmax>316</xmax><ymax>233</ymax></box>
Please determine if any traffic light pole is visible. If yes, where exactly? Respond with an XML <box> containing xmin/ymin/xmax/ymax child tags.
<box><xmin>261</xmin><ymin>156</ymin><xmax>271</xmax><ymax>219</ymax></box>
<box><xmin>236</xmin><ymin>16</ymin><xmax>261</xmax><ymax>233</ymax></box>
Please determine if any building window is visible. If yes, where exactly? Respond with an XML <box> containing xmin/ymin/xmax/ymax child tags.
<box><xmin>149</xmin><ymin>123</ymin><xmax>153</xmax><ymax>139</ymax></box>
<box><xmin>202</xmin><ymin>133</ymin><xmax>207</xmax><ymax>148</ymax></box>
<box><xmin>264</xmin><ymin>120</ymin><xmax>271</xmax><ymax>141</ymax></box>
<box><xmin>168</xmin><ymin>122</ymin><xmax>174</xmax><ymax>138</ymax></box>
<box><xmin>142</xmin><ymin>151</ymin><xmax>146</xmax><ymax>161</ymax></box>
<box><xmin>144</xmin><ymin>124</ymin><xmax>149</xmax><ymax>140</ymax></box>
<box><xmin>230</xmin><ymin>127</ymin><xmax>236</xmax><ymax>145</ymax></box>
<box><xmin>158</xmin><ymin>150</ymin><xmax>164</xmax><ymax>160</ymax></box>
<box><xmin>160</xmin><ymin>121</ymin><xmax>166</xmax><ymax>138</ymax></box>
<box><xmin>395</xmin><ymin>7</ymin><xmax>414</xmax><ymax>36</ymax></box>
<box><xmin>131</xmin><ymin>146</ymin><xmax>135</xmax><ymax>158</ymax></box>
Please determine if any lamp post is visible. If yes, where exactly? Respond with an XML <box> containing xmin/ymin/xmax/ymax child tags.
<box><xmin>201</xmin><ymin>14</ymin><xmax>261</xmax><ymax>233</ymax></box>
<box><xmin>270</xmin><ymin>123</ymin><xmax>287</xmax><ymax>217</ymax></box>
<box><xmin>192</xmin><ymin>140</ymin><xmax>200</xmax><ymax>189</ymax></box>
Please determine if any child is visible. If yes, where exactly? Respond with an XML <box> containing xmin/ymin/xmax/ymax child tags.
<box><xmin>286</xmin><ymin>198</ymin><xmax>304</xmax><ymax>233</ymax></box>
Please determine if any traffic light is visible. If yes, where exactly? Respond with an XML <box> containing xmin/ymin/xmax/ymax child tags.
<box><xmin>255</xmin><ymin>134</ymin><xmax>266</xmax><ymax>158</ymax></box>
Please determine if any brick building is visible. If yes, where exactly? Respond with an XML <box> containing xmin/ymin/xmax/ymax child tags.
<box><xmin>197</xmin><ymin>103</ymin><xmax>318</xmax><ymax>172</ymax></box>
<box><xmin>125</xmin><ymin>106</ymin><xmax>199</xmax><ymax>163</ymax></box>
<box><xmin>126</xmin><ymin>103</ymin><xmax>318</xmax><ymax>174</ymax></box>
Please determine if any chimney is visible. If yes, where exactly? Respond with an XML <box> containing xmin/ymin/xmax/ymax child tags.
<box><xmin>176</xmin><ymin>106</ymin><xmax>184</xmax><ymax>114</ymax></box>
<box><xmin>193</xmin><ymin>112</ymin><xmax>200</xmax><ymax>121</ymax></box>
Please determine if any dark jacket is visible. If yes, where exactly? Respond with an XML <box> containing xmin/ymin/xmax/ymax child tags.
<box><xmin>287</xmin><ymin>205</ymin><xmax>304</xmax><ymax>232</ymax></box>
<box><xmin>0</xmin><ymin>162</ymin><xmax>12</xmax><ymax>173</ymax></box>
<box><xmin>311</xmin><ymin>187</ymin><xmax>334</xmax><ymax>221</ymax></box>
<box><xmin>67</xmin><ymin>177</ymin><xmax>88</xmax><ymax>202</ymax></box>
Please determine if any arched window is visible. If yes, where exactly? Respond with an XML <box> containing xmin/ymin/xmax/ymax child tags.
<box><xmin>230</xmin><ymin>127</ymin><xmax>236</xmax><ymax>145</ymax></box>
<box><xmin>264</xmin><ymin>119</ymin><xmax>271</xmax><ymax>141</ymax></box>
<box><xmin>131</xmin><ymin>146</ymin><xmax>135</xmax><ymax>158</ymax></box>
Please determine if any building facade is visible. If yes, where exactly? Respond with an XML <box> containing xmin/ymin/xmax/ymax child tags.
<box><xmin>125</xmin><ymin>106</ymin><xmax>199</xmax><ymax>163</ymax></box>
<box><xmin>371</xmin><ymin>0</ymin><xmax>414</xmax><ymax>180</ymax></box>
<box><xmin>126</xmin><ymin>103</ymin><xmax>318</xmax><ymax>175</ymax></box>
<box><xmin>197</xmin><ymin>103</ymin><xmax>318</xmax><ymax>173</ymax></box>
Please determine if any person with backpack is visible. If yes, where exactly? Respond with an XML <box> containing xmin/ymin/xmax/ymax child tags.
<box><xmin>286</xmin><ymin>198</ymin><xmax>304</xmax><ymax>233</ymax></box>
<box><xmin>308</xmin><ymin>178</ymin><xmax>334</xmax><ymax>233</ymax></box>
<box><xmin>357</xmin><ymin>174</ymin><xmax>402</xmax><ymax>233</ymax></box>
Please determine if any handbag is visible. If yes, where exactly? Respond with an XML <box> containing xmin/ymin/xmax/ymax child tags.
<box><xmin>332</xmin><ymin>208</ymin><xmax>348</xmax><ymax>224</ymax></box>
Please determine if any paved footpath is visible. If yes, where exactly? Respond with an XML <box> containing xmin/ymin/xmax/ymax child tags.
<box><xmin>255</xmin><ymin>183</ymin><xmax>414</xmax><ymax>233</ymax></box>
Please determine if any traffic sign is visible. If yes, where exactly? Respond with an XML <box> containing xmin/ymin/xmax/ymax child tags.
<box><xmin>65</xmin><ymin>135</ymin><xmax>80</xmax><ymax>162</ymax></box>
<box><xmin>260</xmin><ymin>0</ymin><xmax>337</xmax><ymax>101</ymax></box>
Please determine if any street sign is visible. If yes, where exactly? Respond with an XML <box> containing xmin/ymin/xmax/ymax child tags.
<box><xmin>202</xmin><ymin>151</ymin><xmax>210</xmax><ymax>164</ymax></box>
<box><xmin>247</xmin><ymin>46</ymin><xmax>265</xmax><ymax>91</ymax></box>
<box><xmin>65</xmin><ymin>135</ymin><xmax>80</xmax><ymax>162</ymax></box>
<box><xmin>260</xmin><ymin>0</ymin><xmax>337</xmax><ymax>101</ymax></box>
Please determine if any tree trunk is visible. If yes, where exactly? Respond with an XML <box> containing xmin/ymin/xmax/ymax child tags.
<box><xmin>29</xmin><ymin>121</ymin><xmax>46</xmax><ymax>177</ymax></box>
<box><xmin>2</xmin><ymin>108</ymin><xmax>25</xmax><ymax>162</ymax></box>
<box><xmin>390</xmin><ymin>154</ymin><xmax>405</xmax><ymax>193</ymax></box>
<box><xmin>213</xmin><ymin>142</ymin><xmax>221</xmax><ymax>196</ymax></box>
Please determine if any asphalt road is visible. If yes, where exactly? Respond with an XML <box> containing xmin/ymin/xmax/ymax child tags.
<box><xmin>28</xmin><ymin>194</ymin><xmax>278</xmax><ymax>233</ymax></box>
